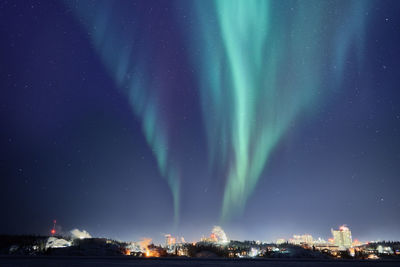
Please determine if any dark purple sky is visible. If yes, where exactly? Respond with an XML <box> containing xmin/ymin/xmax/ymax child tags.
<box><xmin>1</xmin><ymin>0</ymin><xmax>399</xmax><ymax>244</ymax></box>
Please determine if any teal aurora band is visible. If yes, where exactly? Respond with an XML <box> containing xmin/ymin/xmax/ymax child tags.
<box><xmin>69</xmin><ymin>0</ymin><xmax>371</xmax><ymax>223</ymax></box>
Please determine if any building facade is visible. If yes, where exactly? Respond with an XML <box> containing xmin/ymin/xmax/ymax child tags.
<box><xmin>331</xmin><ymin>225</ymin><xmax>352</xmax><ymax>249</ymax></box>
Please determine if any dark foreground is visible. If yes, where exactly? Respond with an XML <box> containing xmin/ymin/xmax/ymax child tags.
<box><xmin>1</xmin><ymin>257</ymin><xmax>400</xmax><ymax>267</ymax></box>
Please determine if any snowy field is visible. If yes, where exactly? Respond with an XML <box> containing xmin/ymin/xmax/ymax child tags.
<box><xmin>0</xmin><ymin>257</ymin><xmax>400</xmax><ymax>267</ymax></box>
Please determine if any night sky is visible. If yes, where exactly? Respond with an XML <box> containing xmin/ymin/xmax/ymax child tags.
<box><xmin>1</xmin><ymin>0</ymin><xmax>400</xmax><ymax>243</ymax></box>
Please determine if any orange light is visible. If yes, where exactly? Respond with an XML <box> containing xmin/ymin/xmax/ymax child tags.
<box><xmin>145</xmin><ymin>249</ymin><xmax>160</xmax><ymax>257</ymax></box>
<box><xmin>51</xmin><ymin>229</ymin><xmax>56</xmax><ymax>235</ymax></box>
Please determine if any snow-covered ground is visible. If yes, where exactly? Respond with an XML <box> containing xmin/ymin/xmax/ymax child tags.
<box><xmin>0</xmin><ymin>257</ymin><xmax>399</xmax><ymax>267</ymax></box>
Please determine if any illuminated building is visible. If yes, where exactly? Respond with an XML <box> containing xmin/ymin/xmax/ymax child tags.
<box><xmin>276</xmin><ymin>238</ymin><xmax>286</xmax><ymax>245</ymax></box>
<box><xmin>377</xmin><ymin>245</ymin><xmax>394</xmax><ymax>255</ymax></box>
<box><xmin>165</xmin><ymin>234</ymin><xmax>176</xmax><ymax>248</ymax></box>
<box><xmin>314</xmin><ymin>237</ymin><xmax>328</xmax><ymax>245</ymax></box>
<box><xmin>331</xmin><ymin>225</ymin><xmax>352</xmax><ymax>249</ymax></box>
<box><xmin>352</xmin><ymin>239</ymin><xmax>363</xmax><ymax>247</ymax></box>
<box><xmin>289</xmin><ymin>234</ymin><xmax>313</xmax><ymax>245</ymax></box>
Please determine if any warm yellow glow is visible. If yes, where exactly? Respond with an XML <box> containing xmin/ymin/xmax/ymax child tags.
<box><xmin>145</xmin><ymin>248</ymin><xmax>160</xmax><ymax>257</ymax></box>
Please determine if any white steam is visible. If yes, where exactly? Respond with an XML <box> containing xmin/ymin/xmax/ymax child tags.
<box><xmin>70</xmin><ymin>229</ymin><xmax>92</xmax><ymax>239</ymax></box>
<box><xmin>212</xmin><ymin>226</ymin><xmax>229</xmax><ymax>244</ymax></box>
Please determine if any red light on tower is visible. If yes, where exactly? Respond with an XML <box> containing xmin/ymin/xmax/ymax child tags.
<box><xmin>51</xmin><ymin>219</ymin><xmax>57</xmax><ymax>236</ymax></box>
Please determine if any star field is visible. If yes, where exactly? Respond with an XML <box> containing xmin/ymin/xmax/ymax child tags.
<box><xmin>0</xmin><ymin>0</ymin><xmax>399</xmax><ymax>243</ymax></box>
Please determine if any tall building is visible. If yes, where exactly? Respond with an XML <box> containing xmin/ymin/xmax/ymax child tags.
<box><xmin>165</xmin><ymin>234</ymin><xmax>176</xmax><ymax>248</ymax></box>
<box><xmin>331</xmin><ymin>225</ymin><xmax>352</xmax><ymax>249</ymax></box>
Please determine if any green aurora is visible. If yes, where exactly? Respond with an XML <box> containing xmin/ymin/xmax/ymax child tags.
<box><xmin>68</xmin><ymin>0</ymin><xmax>371</xmax><ymax>223</ymax></box>
<box><xmin>69</xmin><ymin>1</ymin><xmax>181</xmax><ymax>224</ymax></box>
<box><xmin>188</xmin><ymin>0</ymin><xmax>371</xmax><ymax>221</ymax></box>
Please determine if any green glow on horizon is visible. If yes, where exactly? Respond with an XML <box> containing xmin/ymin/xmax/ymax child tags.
<box><xmin>190</xmin><ymin>0</ymin><xmax>370</xmax><ymax>221</ymax></box>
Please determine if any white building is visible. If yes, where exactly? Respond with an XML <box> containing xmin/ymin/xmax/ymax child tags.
<box><xmin>331</xmin><ymin>225</ymin><xmax>352</xmax><ymax>250</ymax></box>
<box><xmin>289</xmin><ymin>234</ymin><xmax>313</xmax><ymax>245</ymax></box>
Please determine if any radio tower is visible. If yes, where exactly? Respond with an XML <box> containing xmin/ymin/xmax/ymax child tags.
<box><xmin>51</xmin><ymin>220</ymin><xmax>56</xmax><ymax>236</ymax></box>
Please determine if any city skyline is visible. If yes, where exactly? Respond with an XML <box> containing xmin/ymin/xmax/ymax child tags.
<box><xmin>45</xmin><ymin>223</ymin><xmax>391</xmax><ymax>251</ymax></box>
<box><xmin>1</xmin><ymin>0</ymin><xmax>400</xmax><ymax>244</ymax></box>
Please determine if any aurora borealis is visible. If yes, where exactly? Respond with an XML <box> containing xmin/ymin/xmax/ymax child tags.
<box><xmin>68</xmin><ymin>0</ymin><xmax>184</xmax><ymax>224</ymax></box>
<box><xmin>1</xmin><ymin>0</ymin><xmax>400</xmax><ymax>242</ymax></box>
<box><xmin>189</xmin><ymin>0</ymin><xmax>370</xmax><ymax>220</ymax></box>
<box><xmin>70</xmin><ymin>0</ymin><xmax>370</xmax><ymax>222</ymax></box>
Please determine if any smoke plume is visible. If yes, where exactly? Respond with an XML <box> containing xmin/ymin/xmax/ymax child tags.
<box><xmin>70</xmin><ymin>229</ymin><xmax>91</xmax><ymax>239</ymax></box>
